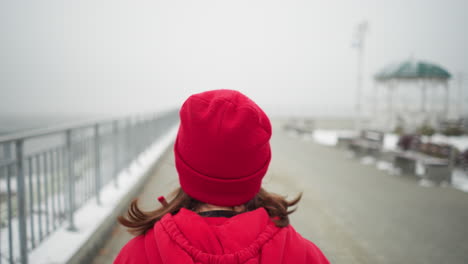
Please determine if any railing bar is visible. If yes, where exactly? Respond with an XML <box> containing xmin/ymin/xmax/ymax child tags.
<box><xmin>56</xmin><ymin>148</ymin><xmax>63</xmax><ymax>223</ymax></box>
<box><xmin>89</xmin><ymin>138</ymin><xmax>94</xmax><ymax>201</ymax></box>
<box><xmin>86</xmin><ymin>138</ymin><xmax>90</xmax><ymax>203</ymax></box>
<box><xmin>81</xmin><ymin>139</ymin><xmax>86</xmax><ymax>206</ymax></box>
<box><xmin>125</xmin><ymin>119</ymin><xmax>131</xmax><ymax>170</ymax></box>
<box><xmin>0</xmin><ymin>167</ymin><xmax>2</xmax><ymax>264</ymax></box>
<box><xmin>79</xmin><ymin>141</ymin><xmax>83</xmax><ymax>204</ymax></box>
<box><xmin>35</xmin><ymin>155</ymin><xmax>43</xmax><ymax>242</ymax></box>
<box><xmin>94</xmin><ymin>125</ymin><xmax>101</xmax><ymax>205</ymax></box>
<box><xmin>62</xmin><ymin>145</ymin><xmax>67</xmax><ymax>223</ymax></box>
<box><xmin>0</xmin><ymin>170</ymin><xmax>2</xmax><ymax>264</ymax></box>
<box><xmin>57</xmin><ymin>148</ymin><xmax>63</xmax><ymax>223</ymax></box>
<box><xmin>43</xmin><ymin>152</ymin><xmax>50</xmax><ymax>236</ymax></box>
<box><xmin>27</xmin><ymin>157</ymin><xmax>35</xmax><ymax>249</ymax></box>
<box><xmin>88</xmin><ymin>139</ymin><xmax>93</xmax><ymax>202</ymax></box>
<box><xmin>59</xmin><ymin>148</ymin><xmax>64</xmax><ymax>223</ymax></box>
<box><xmin>50</xmin><ymin>150</ymin><xmax>57</xmax><ymax>231</ymax></box>
<box><xmin>6</xmin><ymin>163</ymin><xmax>13</xmax><ymax>264</ymax></box>
<box><xmin>66</xmin><ymin>129</ymin><xmax>77</xmax><ymax>232</ymax></box>
<box><xmin>78</xmin><ymin>140</ymin><xmax>84</xmax><ymax>206</ymax></box>
<box><xmin>75</xmin><ymin>141</ymin><xmax>80</xmax><ymax>209</ymax></box>
<box><xmin>82</xmin><ymin>139</ymin><xmax>86</xmax><ymax>206</ymax></box>
<box><xmin>73</xmin><ymin>141</ymin><xmax>78</xmax><ymax>209</ymax></box>
<box><xmin>15</xmin><ymin>140</ymin><xmax>28</xmax><ymax>264</ymax></box>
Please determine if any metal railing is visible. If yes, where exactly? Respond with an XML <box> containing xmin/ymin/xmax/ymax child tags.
<box><xmin>0</xmin><ymin>110</ymin><xmax>178</xmax><ymax>264</ymax></box>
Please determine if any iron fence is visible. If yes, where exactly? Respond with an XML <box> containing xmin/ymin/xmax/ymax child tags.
<box><xmin>0</xmin><ymin>110</ymin><xmax>178</xmax><ymax>264</ymax></box>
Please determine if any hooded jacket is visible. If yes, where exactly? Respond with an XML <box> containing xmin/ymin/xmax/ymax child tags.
<box><xmin>114</xmin><ymin>208</ymin><xmax>329</xmax><ymax>264</ymax></box>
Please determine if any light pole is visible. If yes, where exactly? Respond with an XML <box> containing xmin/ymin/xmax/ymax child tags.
<box><xmin>352</xmin><ymin>21</ymin><xmax>368</xmax><ymax>131</ymax></box>
<box><xmin>457</xmin><ymin>72</ymin><xmax>465</xmax><ymax>118</ymax></box>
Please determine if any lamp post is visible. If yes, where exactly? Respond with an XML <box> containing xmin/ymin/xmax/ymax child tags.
<box><xmin>352</xmin><ymin>21</ymin><xmax>368</xmax><ymax>131</ymax></box>
<box><xmin>457</xmin><ymin>72</ymin><xmax>465</xmax><ymax>118</ymax></box>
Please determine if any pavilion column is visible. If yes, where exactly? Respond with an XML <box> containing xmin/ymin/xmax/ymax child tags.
<box><xmin>444</xmin><ymin>81</ymin><xmax>449</xmax><ymax>118</ymax></box>
<box><xmin>420</xmin><ymin>80</ymin><xmax>426</xmax><ymax>113</ymax></box>
<box><xmin>387</xmin><ymin>81</ymin><xmax>395</xmax><ymax>130</ymax></box>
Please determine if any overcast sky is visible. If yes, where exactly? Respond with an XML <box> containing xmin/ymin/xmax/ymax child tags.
<box><xmin>1</xmin><ymin>0</ymin><xmax>467</xmax><ymax>117</ymax></box>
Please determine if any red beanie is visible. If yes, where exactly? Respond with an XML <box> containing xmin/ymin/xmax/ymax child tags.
<box><xmin>174</xmin><ymin>89</ymin><xmax>272</xmax><ymax>206</ymax></box>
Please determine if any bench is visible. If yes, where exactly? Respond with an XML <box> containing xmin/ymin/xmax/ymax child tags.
<box><xmin>393</xmin><ymin>139</ymin><xmax>456</xmax><ymax>184</ymax></box>
<box><xmin>348</xmin><ymin>130</ymin><xmax>385</xmax><ymax>157</ymax></box>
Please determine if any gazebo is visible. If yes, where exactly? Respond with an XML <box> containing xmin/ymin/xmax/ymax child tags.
<box><xmin>373</xmin><ymin>59</ymin><xmax>452</xmax><ymax>131</ymax></box>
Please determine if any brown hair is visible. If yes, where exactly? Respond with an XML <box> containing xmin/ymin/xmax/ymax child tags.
<box><xmin>118</xmin><ymin>187</ymin><xmax>302</xmax><ymax>236</ymax></box>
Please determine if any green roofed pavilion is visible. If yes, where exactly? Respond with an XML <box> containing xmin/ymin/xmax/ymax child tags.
<box><xmin>372</xmin><ymin>59</ymin><xmax>452</xmax><ymax>131</ymax></box>
<box><xmin>375</xmin><ymin>60</ymin><xmax>451</xmax><ymax>81</ymax></box>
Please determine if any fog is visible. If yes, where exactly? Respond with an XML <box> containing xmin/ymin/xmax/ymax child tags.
<box><xmin>1</xmin><ymin>0</ymin><xmax>467</xmax><ymax>117</ymax></box>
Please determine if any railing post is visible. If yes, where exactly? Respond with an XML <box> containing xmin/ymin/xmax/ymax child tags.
<box><xmin>94</xmin><ymin>124</ymin><xmax>101</xmax><ymax>205</ymax></box>
<box><xmin>1</xmin><ymin>142</ymin><xmax>12</xmax><ymax>180</ymax></box>
<box><xmin>112</xmin><ymin>120</ymin><xmax>119</xmax><ymax>188</ymax></box>
<box><xmin>133</xmin><ymin>117</ymin><xmax>137</xmax><ymax>159</ymax></box>
<box><xmin>126</xmin><ymin>118</ymin><xmax>132</xmax><ymax>168</ymax></box>
<box><xmin>15</xmin><ymin>140</ymin><xmax>28</xmax><ymax>264</ymax></box>
<box><xmin>65</xmin><ymin>130</ymin><xmax>77</xmax><ymax>231</ymax></box>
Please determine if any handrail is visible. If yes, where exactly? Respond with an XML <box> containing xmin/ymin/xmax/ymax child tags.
<box><xmin>0</xmin><ymin>114</ymin><xmax>151</xmax><ymax>144</ymax></box>
<box><xmin>0</xmin><ymin>110</ymin><xmax>178</xmax><ymax>264</ymax></box>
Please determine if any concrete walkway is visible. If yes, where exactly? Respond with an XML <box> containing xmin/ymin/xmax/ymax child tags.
<box><xmin>92</xmin><ymin>121</ymin><xmax>468</xmax><ymax>264</ymax></box>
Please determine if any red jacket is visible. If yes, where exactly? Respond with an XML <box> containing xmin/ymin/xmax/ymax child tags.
<box><xmin>114</xmin><ymin>208</ymin><xmax>329</xmax><ymax>264</ymax></box>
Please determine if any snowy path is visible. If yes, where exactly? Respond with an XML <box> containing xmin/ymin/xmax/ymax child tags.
<box><xmin>92</xmin><ymin>121</ymin><xmax>468</xmax><ymax>264</ymax></box>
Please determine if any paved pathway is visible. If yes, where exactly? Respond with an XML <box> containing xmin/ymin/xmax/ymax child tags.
<box><xmin>93</xmin><ymin>121</ymin><xmax>468</xmax><ymax>264</ymax></box>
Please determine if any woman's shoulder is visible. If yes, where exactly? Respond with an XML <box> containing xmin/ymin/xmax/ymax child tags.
<box><xmin>113</xmin><ymin>232</ymin><xmax>149</xmax><ymax>264</ymax></box>
<box><xmin>265</xmin><ymin>224</ymin><xmax>330</xmax><ymax>264</ymax></box>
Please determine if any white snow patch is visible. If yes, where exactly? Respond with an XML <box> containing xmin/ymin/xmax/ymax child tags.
<box><xmin>309</xmin><ymin>129</ymin><xmax>468</xmax><ymax>152</ymax></box>
<box><xmin>28</xmin><ymin>124</ymin><xmax>179</xmax><ymax>264</ymax></box>
<box><xmin>311</xmin><ymin>130</ymin><xmax>337</xmax><ymax>146</ymax></box>
<box><xmin>423</xmin><ymin>134</ymin><xmax>468</xmax><ymax>151</ymax></box>
<box><xmin>451</xmin><ymin>169</ymin><xmax>468</xmax><ymax>192</ymax></box>
<box><xmin>312</xmin><ymin>130</ymin><xmax>354</xmax><ymax>146</ymax></box>
<box><xmin>376</xmin><ymin>161</ymin><xmax>393</xmax><ymax>171</ymax></box>
<box><xmin>0</xmin><ymin>176</ymin><xmax>17</xmax><ymax>193</ymax></box>
<box><xmin>360</xmin><ymin>156</ymin><xmax>375</xmax><ymax>165</ymax></box>
<box><xmin>383</xmin><ymin>133</ymin><xmax>399</xmax><ymax>151</ymax></box>
<box><xmin>415</xmin><ymin>161</ymin><xmax>425</xmax><ymax>176</ymax></box>
<box><xmin>376</xmin><ymin>161</ymin><xmax>401</xmax><ymax>176</ymax></box>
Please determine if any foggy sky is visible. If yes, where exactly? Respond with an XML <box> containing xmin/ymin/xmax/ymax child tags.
<box><xmin>1</xmin><ymin>0</ymin><xmax>467</xmax><ymax>117</ymax></box>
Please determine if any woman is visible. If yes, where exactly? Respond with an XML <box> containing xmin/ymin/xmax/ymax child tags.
<box><xmin>115</xmin><ymin>89</ymin><xmax>329</xmax><ymax>264</ymax></box>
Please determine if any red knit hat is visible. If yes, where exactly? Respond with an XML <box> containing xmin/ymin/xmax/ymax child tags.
<box><xmin>174</xmin><ymin>89</ymin><xmax>272</xmax><ymax>206</ymax></box>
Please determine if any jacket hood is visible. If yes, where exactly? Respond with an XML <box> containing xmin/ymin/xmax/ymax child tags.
<box><xmin>151</xmin><ymin>208</ymin><xmax>281</xmax><ymax>264</ymax></box>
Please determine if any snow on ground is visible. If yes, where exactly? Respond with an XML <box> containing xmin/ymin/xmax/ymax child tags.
<box><xmin>452</xmin><ymin>169</ymin><xmax>468</xmax><ymax>192</ymax></box>
<box><xmin>383</xmin><ymin>133</ymin><xmax>399</xmax><ymax>151</ymax></box>
<box><xmin>312</xmin><ymin>130</ymin><xmax>338</xmax><ymax>146</ymax></box>
<box><xmin>310</xmin><ymin>129</ymin><xmax>468</xmax><ymax>153</ymax></box>
<box><xmin>0</xmin><ymin>175</ymin><xmax>17</xmax><ymax>193</ymax></box>
<box><xmin>312</xmin><ymin>129</ymin><xmax>355</xmax><ymax>146</ymax></box>
<box><xmin>27</xmin><ymin>124</ymin><xmax>179</xmax><ymax>264</ymax></box>
<box><xmin>423</xmin><ymin>134</ymin><xmax>468</xmax><ymax>151</ymax></box>
<box><xmin>303</xmin><ymin>129</ymin><xmax>468</xmax><ymax>193</ymax></box>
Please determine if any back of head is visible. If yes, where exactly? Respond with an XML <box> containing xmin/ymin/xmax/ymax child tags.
<box><xmin>174</xmin><ymin>89</ymin><xmax>272</xmax><ymax>206</ymax></box>
<box><xmin>119</xmin><ymin>89</ymin><xmax>302</xmax><ymax>236</ymax></box>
